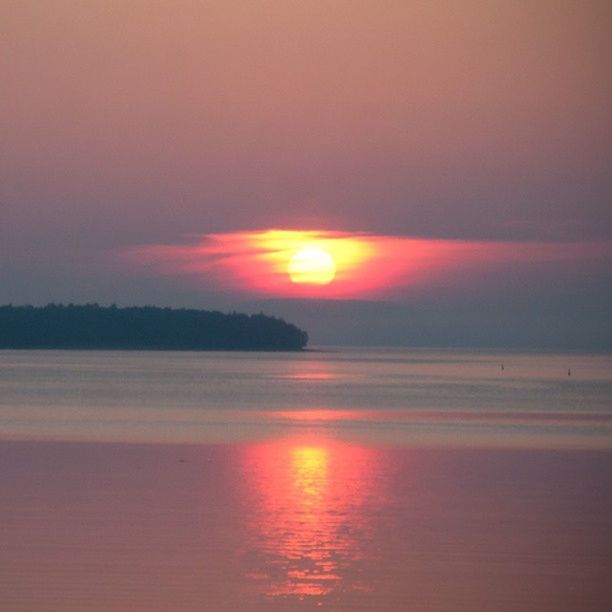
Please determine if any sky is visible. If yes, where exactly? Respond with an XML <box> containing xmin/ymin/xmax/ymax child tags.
<box><xmin>1</xmin><ymin>1</ymin><xmax>611</xmax><ymax>348</ymax></box>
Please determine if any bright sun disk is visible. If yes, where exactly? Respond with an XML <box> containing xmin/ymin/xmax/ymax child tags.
<box><xmin>288</xmin><ymin>248</ymin><xmax>336</xmax><ymax>285</ymax></box>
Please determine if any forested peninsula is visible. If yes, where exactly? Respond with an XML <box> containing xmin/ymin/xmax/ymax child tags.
<box><xmin>0</xmin><ymin>304</ymin><xmax>308</xmax><ymax>351</ymax></box>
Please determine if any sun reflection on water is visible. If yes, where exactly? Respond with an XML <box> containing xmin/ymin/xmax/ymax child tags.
<box><xmin>292</xmin><ymin>447</ymin><xmax>328</xmax><ymax>504</ymax></box>
<box><xmin>242</xmin><ymin>437</ymin><xmax>379</xmax><ymax>603</ymax></box>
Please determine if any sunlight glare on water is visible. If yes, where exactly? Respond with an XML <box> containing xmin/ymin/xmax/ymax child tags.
<box><xmin>242</xmin><ymin>438</ymin><xmax>377</xmax><ymax>601</ymax></box>
<box><xmin>0</xmin><ymin>348</ymin><xmax>611</xmax><ymax>610</ymax></box>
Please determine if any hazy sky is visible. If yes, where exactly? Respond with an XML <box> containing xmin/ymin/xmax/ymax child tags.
<box><xmin>1</xmin><ymin>1</ymin><xmax>611</xmax><ymax>347</ymax></box>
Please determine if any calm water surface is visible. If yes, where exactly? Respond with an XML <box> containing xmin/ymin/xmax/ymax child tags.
<box><xmin>1</xmin><ymin>347</ymin><xmax>611</xmax><ymax>447</ymax></box>
<box><xmin>0</xmin><ymin>348</ymin><xmax>611</xmax><ymax>610</ymax></box>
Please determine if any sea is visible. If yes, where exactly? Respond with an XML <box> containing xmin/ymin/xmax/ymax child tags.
<box><xmin>0</xmin><ymin>348</ymin><xmax>611</xmax><ymax>610</ymax></box>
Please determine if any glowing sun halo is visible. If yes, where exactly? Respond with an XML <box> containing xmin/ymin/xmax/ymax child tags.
<box><xmin>288</xmin><ymin>247</ymin><xmax>336</xmax><ymax>285</ymax></box>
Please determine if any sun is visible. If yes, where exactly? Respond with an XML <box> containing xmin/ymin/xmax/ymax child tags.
<box><xmin>288</xmin><ymin>247</ymin><xmax>336</xmax><ymax>285</ymax></box>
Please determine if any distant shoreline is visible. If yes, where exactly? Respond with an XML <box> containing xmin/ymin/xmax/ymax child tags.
<box><xmin>0</xmin><ymin>304</ymin><xmax>309</xmax><ymax>352</ymax></box>
<box><xmin>0</xmin><ymin>346</ymin><xmax>310</xmax><ymax>352</ymax></box>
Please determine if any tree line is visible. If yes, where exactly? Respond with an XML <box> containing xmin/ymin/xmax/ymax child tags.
<box><xmin>0</xmin><ymin>304</ymin><xmax>309</xmax><ymax>351</ymax></box>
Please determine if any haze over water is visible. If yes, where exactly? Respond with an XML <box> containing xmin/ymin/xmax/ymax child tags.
<box><xmin>1</xmin><ymin>348</ymin><xmax>611</xmax><ymax>610</ymax></box>
<box><xmin>1</xmin><ymin>348</ymin><xmax>610</xmax><ymax>447</ymax></box>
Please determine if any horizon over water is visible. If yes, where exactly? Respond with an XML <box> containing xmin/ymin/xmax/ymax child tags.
<box><xmin>1</xmin><ymin>347</ymin><xmax>611</xmax><ymax>610</ymax></box>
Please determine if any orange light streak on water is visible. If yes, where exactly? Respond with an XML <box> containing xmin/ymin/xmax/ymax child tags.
<box><xmin>241</xmin><ymin>437</ymin><xmax>380</xmax><ymax>602</ymax></box>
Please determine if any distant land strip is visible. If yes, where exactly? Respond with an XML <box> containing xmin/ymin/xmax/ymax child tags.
<box><xmin>0</xmin><ymin>304</ymin><xmax>309</xmax><ymax>351</ymax></box>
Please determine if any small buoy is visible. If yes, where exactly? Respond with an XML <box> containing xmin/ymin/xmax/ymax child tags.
<box><xmin>568</xmin><ymin>368</ymin><xmax>571</xmax><ymax>377</ymax></box>
<box><xmin>501</xmin><ymin>363</ymin><xmax>504</xmax><ymax>372</ymax></box>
